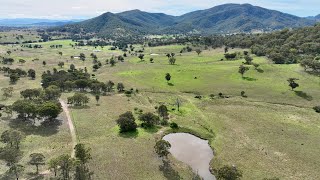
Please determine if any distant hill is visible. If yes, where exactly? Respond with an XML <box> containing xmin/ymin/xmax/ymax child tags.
<box><xmin>307</xmin><ymin>14</ymin><xmax>320</xmax><ymax>21</ymax></box>
<box><xmin>56</xmin><ymin>3</ymin><xmax>316</xmax><ymax>37</ymax></box>
<box><xmin>0</xmin><ymin>18</ymin><xmax>83</xmax><ymax>27</ymax></box>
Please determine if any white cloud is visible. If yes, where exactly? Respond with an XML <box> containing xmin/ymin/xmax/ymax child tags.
<box><xmin>0</xmin><ymin>0</ymin><xmax>319</xmax><ymax>19</ymax></box>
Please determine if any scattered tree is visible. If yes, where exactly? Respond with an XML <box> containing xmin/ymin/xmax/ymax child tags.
<box><xmin>154</xmin><ymin>140</ymin><xmax>171</xmax><ymax>158</ymax></box>
<box><xmin>28</xmin><ymin>153</ymin><xmax>45</xmax><ymax>174</ymax></box>
<box><xmin>287</xmin><ymin>78</ymin><xmax>299</xmax><ymax>90</ymax></box>
<box><xmin>116</xmin><ymin>112</ymin><xmax>137</xmax><ymax>133</ymax></box>
<box><xmin>165</xmin><ymin>73</ymin><xmax>171</xmax><ymax>83</ymax></box>
<box><xmin>214</xmin><ymin>165</ymin><xmax>242</xmax><ymax>180</ymax></box>
<box><xmin>238</xmin><ymin>65</ymin><xmax>249</xmax><ymax>78</ymax></box>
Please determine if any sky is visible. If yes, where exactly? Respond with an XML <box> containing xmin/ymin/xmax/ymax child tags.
<box><xmin>0</xmin><ymin>0</ymin><xmax>319</xmax><ymax>19</ymax></box>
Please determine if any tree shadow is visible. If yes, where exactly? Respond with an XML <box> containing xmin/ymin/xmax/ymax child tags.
<box><xmin>0</xmin><ymin>172</ymin><xmax>14</xmax><ymax>180</ymax></box>
<box><xmin>26</xmin><ymin>172</ymin><xmax>45</xmax><ymax>180</ymax></box>
<box><xmin>69</xmin><ymin>105</ymin><xmax>90</xmax><ymax>109</ymax></box>
<box><xmin>159</xmin><ymin>159</ymin><xmax>181</xmax><ymax>180</ymax></box>
<box><xmin>242</xmin><ymin>77</ymin><xmax>257</xmax><ymax>81</ymax></box>
<box><xmin>168</xmin><ymin>83</ymin><xmax>174</xmax><ymax>86</ymax></box>
<box><xmin>8</xmin><ymin>118</ymin><xmax>61</xmax><ymax>137</ymax></box>
<box><xmin>257</xmin><ymin>68</ymin><xmax>264</xmax><ymax>73</ymax></box>
<box><xmin>142</xmin><ymin>126</ymin><xmax>161</xmax><ymax>134</ymax></box>
<box><xmin>118</xmin><ymin>130</ymin><xmax>139</xmax><ymax>139</ymax></box>
<box><xmin>294</xmin><ymin>91</ymin><xmax>313</xmax><ymax>101</ymax></box>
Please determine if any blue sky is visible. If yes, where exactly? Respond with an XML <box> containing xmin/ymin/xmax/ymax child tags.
<box><xmin>0</xmin><ymin>0</ymin><xmax>319</xmax><ymax>19</ymax></box>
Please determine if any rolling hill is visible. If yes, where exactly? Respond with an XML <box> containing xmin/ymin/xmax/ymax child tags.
<box><xmin>56</xmin><ymin>3</ymin><xmax>316</xmax><ymax>37</ymax></box>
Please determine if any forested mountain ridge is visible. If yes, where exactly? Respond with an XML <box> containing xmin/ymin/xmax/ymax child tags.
<box><xmin>53</xmin><ymin>3</ymin><xmax>316</xmax><ymax>37</ymax></box>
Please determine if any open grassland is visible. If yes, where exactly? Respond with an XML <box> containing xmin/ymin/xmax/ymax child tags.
<box><xmin>0</xmin><ymin>39</ymin><xmax>319</xmax><ymax>179</ymax></box>
<box><xmin>0</xmin><ymin>30</ymin><xmax>41</xmax><ymax>44</ymax></box>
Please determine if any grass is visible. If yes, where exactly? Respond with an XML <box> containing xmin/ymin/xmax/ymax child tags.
<box><xmin>0</xmin><ymin>38</ymin><xmax>320</xmax><ymax>179</ymax></box>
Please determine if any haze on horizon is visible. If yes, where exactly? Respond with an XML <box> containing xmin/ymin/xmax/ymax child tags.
<box><xmin>0</xmin><ymin>0</ymin><xmax>319</xmax><ymax>20</ymax></box>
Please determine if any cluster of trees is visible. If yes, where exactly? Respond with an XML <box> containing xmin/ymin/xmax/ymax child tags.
<box><xmin>300</xmin><ymin>58</ymin><xmax>320</xmax><ymax>73</ymax></box>
<box><xmin>10</xmin><ymin>86</ymin><xmax>62</xmax><ymax>123</ymax></box>
<box><xmin>67</xmin><ymin>93</ymin><xmax>90</xmax><ymax>106</ymax></box>
<box><xmin>42</xmin><ymin>67</ymin><xmax>125</xmax><ymax>96</ymax></box>
<box><xmin>48</xmin><ymin>144</ymin><xmax>93</xmax><ymax>179</ymax></box>
<box><xmin>116</xmin><ymin>104</ymin><xmax>169</xmax><ymax>133</ymax></box>
<box><xmin>221</xmin><ymin>24</ymin><xmax>320</xmax><ymax>65</ymax></box>
<box><xmin>0</xmin><ymin>129</ymin><xmax>26</xmax><ymax>180</ymax></box>
<box><xmin>0</xmin><ymin>67</ymin><xmax>35</xmax><ymax>83</ymax></box>
<box><xmin>21</xmin><ymin>44</ymin><xmax>43</xmax><ymax>48</ymax></box>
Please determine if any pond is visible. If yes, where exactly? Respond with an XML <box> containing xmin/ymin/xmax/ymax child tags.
<box><xmin>163</xmin><ymin>133</ymin><xmax>215</xmax><ymax>180</ymax></box>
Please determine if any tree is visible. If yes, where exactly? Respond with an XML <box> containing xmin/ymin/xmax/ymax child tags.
<box><xmin>196</xmin><ymin>49</ymin><xmax>202</xmax><ymax>56</ymax></box>
<box><xmin>80</xmin><ymin>53</ymin><xmax>86</xmax><ymax>62</ymax></box>
<box><xmin>7</xmin><ymin>50</ymin><xmax>12</xmax><ymax>56</ymax></box>
<box><xmin>244</xmin><ymin>55</ymin><xmax>253</xmax><ymax>65</ymax></box>
<box><xmin>165</xmin><ymin>73</ymin><xmax>171</xmax><ymax>83</ymax></box>
<box><xmin>116</xmin><ymin>112</ymin><xmax>137</xmax><ymax>133</ymax></box>
<box><xmin>238</xmin><ymin>65</ymin><xmax>249</xmax><ymax>78</ymax></box>
<box><xmin>58</xmin><ymin>52</ymin><xmax>63</xmax><ymax>57</ymax></box>
<box><xmin>38</xmin><ymin>101</ymin><xmax>62</xmax><ymax>120</ymax></box>
<box><xmin>138</xmin><ymin>54</ymin><xmax>144</xmax><ymax>61</ymax></box>
<box><xmin>0</xmin><ymin>146</ymin><xmax>22</xmax><ymax>166</ymax></box>
<box><xmin>74</xmin><ymin>144</ymin><xmax>92</xmax><ymax>165</ymax></box>
<box><xmin>287</xmin><ymin>78</ymin><xmax>299</xmax><ymax>90</ymax></box>
<box><xmin>10</xmin><ymin>73</ymin><xmax>20</xmax><ymax>84</ymax></box>
<box><xmin>42</xmin><ymin>61</ymin><xmax>46</xmax><ymax>66</ymax></box>
<box><xmin>154</xmin><ymin>140</ymin><xmax>171</xmax><ymax>158</ymax></box>
<box><xmin>20</xmin><ymin>88</ymin><xmax>41</xmax><ymax>100</ymax></box>
<box><xmin>224</xmin><ymin>47</ymin><xmax>229</xmax><ymax>53</ymax></box>
<box><xmin>43</xmin><ymin>85</ymin><xmax>61</xmax><ymax>101</ymax></box>
<box><xmin>8</xmin><ymin>164</ymin><xmax>24</xmax><ymax>180</ymax></box>
<box><xmin>18</xmin><ymin>59</ymin><xmax>26</xmax><ymax>65</ymax></box>
<box><xmin>169</xmin><ymin>57</ymin><xmax>176</xmax><ymax>65</ymax></box>
<box><xmin>139</xmin><ymin>112</ymin><xmax>160</xmax><ymax>127</ymax></box>
<box><xmin>70</xmin><ymin>64</ymin><xmax>76</xmax><ymax>71</ymax></box>
<box><xmin>58</xmin><ymin>154</ymin><xmax>75</xmax><ymax>180</ymax></box>
<box><xmin>0</xmin><ymin>130</ymin><xmax>25</xmax><ymax>149</ymax></box>
<box><xmin>2</xmin><ymin>87</ymin><xmax>13</xmax><ymax>99</ymax></box>
<box><xmin>110</xmin><ymin>59</ymin><xmax>116</xmax><ymax>66</ymax></box>
<box><xmin>27</xmin><ymin>69</ymin><xmax>36</xmax><ymax>80</ymax></box>
<box><xmin>28</xmin><ymin>153</ymin><xmax>45</xmax><ymax>174</ymax></box>
<box><xmin>48</xmin><ymin>157</ymin><xmax>59</xmax><ymax>177</ymax></box>
<box><xmin>158</xmin><ymin>105</ymin><xmax>168</xmax><ymax>120</ymax></box>
<box><xmin>58</xmin><ymin>61</ymin><xmax>65</xmax><ymax>68</ymax></box>
<box><xmin>117</xmin><ymin>83</ymin><xmax>125</xmax><ymax>92</ymax></box>
<box><xmin>95</xmin><ymin>95</ymin><xmax>100</xmax><ymax>104</ymax></box>
<box><xmin>214</xmin><ymin>165</ymin><xmax>242</xmax><ymax>180</ymax></box>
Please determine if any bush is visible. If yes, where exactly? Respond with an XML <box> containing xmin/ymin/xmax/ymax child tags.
<box><xmin>313</xmin><ymin>106</ymin><xmax>320</xmax><ymax>113</ymax></box>
<box><xmin>139</xmin><ymin>112</ymin><xmax>160</xmax><ymax>127</ymax></box>
<box><xmin>170</xmin><ymin>122</ymin><xmax>179</xmax><ymax>129</ymax></box>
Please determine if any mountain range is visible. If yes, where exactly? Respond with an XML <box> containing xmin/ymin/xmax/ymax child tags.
<box><xmin>56</xmin><ymin>3</ymin><xmax>316</xmax><ymax>37</ymax></box>
<box><xmin>306</xmin><ymin>14</ymin><xmax>320</xmax><ymax>21</ymax></box>
<box><xmin>5</xmin><ymin>4</ymin><xmax>317</xmax><ymax>36</ymax></box>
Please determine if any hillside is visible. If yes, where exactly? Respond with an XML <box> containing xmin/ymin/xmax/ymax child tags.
<box><xmin>55</xmin><ymin>3</ymin><xmax>315</xmax><ymax>37</ymax></box>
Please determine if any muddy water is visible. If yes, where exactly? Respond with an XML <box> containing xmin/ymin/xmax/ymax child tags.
<box><xmin>163</xmin><ymin>133</ymin><xmax>215</xmax><ymax>180</ymax></box>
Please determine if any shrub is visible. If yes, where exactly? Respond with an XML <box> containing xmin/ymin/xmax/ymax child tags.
<box><xmin>313</xmin><ymin>106</ymin><xmax>320</xmax><ymax>113</ymax></box>
<box><xmin>170</xmin><ymin>122</ymin><xmax>179</xmax><ymax>129</ymax></box>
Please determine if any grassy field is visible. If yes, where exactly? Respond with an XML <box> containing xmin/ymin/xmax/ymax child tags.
<box><xmin>0</xmin><ymin>30</ymin><xmax>41</xmax><ymax>44</ymax></box>
<box><xmin>0</xmin><ymin>38</ymin><xmax>319</xmax><ymax>179</ymax></box>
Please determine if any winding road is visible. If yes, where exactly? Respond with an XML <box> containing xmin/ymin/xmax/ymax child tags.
<box><xmin>59</xmin><ymin>99</ymin><xmax>77</xmax><ymax>158</ymax></box>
